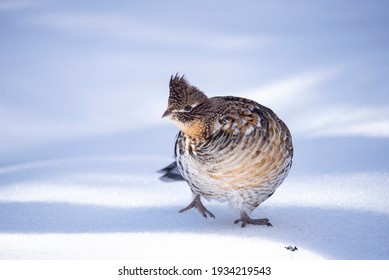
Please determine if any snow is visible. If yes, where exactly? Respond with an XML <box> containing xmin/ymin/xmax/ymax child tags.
<box><xmin>1</xmin><ymin>0</ymin><xmax>389</xmax><ymax>260</ymax></box>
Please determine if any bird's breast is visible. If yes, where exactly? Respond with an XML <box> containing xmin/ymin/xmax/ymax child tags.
<box><xmin>176</xmin><ymin>115</ymin><xmax>293</xmax><ymax>196</ymax></box>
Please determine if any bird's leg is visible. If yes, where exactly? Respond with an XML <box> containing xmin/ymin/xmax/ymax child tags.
<box><xmin>234</xmin><ymin>211</ymin><xmax>272</xmax><ymax>228</ymax></box>
<box><xmin>179</xmin><ymin>194</ymin><xmax>215</xmax><ymax>219</ymax></box>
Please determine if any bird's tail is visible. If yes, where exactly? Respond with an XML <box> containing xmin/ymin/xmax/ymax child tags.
<box><xmin>157</xmin><ymin>161</ymin><xmax>185</xmax><ymax>182</ymax></box>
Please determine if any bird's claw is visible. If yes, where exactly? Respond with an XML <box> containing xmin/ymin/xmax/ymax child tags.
<box><xmin>179</xmin><ymin>195</ymin><xmax>215</xmax><ymax>219</ymax></box>
<box><xmin>234</xmin><ymin>212</ymin><xmax>272</xmax><ymax>228</ymax></box>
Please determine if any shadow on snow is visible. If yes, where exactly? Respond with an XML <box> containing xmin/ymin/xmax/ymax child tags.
<box><xmin>0</xmin><ymin>201</ymin><xmax>388</xmax><ymax>260</ymax></box>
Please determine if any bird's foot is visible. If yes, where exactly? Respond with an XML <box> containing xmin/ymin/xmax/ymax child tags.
<box><xmin>179</xmin><ymin>195</ymin><xmax>215</xmax><ymax>219</ymax></box>
<box><xmin>234</xmin><ymin>212</ymin><xmax>272</xmax><ymax>228</ymax></box>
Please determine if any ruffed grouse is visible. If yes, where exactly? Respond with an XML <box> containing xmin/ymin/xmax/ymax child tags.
<box><xmin>160</xmin><ymin>74</ymin><xmax>293</xmax><ymax>227</ymax></box>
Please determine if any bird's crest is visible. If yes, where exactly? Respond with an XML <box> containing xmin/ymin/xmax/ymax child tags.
<box><xmin>169</xmin><ymin>74</ymin><xmax>190</xmax><ymax>102</ymax></box>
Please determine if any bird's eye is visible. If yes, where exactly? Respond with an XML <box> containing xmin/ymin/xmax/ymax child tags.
<box><xmin>183</xmin><ymin>105</ymin><xmax>193</xmax><ymax>112</ymax></box>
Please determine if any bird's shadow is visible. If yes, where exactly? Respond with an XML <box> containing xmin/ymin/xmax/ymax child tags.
<box><xmin>0</xmin><ymin>200</ymin><xmax>388</xmax><ymax>260</ymax></box>
<box><xmin>1</xmin><ymin>134</ymin><xmax>389</xmax><ymax>260</ymax></box>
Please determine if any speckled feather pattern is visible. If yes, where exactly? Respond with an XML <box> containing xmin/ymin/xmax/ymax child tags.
<box><xmin>175</xmin><ymin>96</ymin><xmax>293</xmax><ymax>214</ymax></box>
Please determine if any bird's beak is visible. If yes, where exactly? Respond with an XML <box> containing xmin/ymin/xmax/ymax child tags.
<box><xmin>162</xmin><ymin>110</ymin><xmax>172</xmax><ymax>119</ymax></box>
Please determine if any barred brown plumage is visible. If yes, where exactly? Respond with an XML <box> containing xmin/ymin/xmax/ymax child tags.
<box><xmin>160</xmin><ymin>74</ymin><xmax>293</xmax><ymax>227</ymax></box>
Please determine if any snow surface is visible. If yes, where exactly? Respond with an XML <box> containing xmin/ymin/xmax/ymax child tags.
<box><xmin>1</xmin><ymin>0</ymin><xmax>389</xmax><ymax>260</ymax></box>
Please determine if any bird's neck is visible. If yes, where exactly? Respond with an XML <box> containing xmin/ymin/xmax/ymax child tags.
<box><xmin>181</xmin><ymin>118</ymin><xmax>216</xmax><ymax>145</ymax></box>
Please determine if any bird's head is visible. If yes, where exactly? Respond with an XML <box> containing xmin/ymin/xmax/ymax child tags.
<box><xmin>163</xmin><ymin>74</ymin><xmax>213</xmax><ymax>138</ymax></box>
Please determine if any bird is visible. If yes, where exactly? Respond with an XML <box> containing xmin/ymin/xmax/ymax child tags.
<box><xmin>160</xmin><ymin>74</ymin><xmax>293</xmax><ymax>227</ymax></box>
